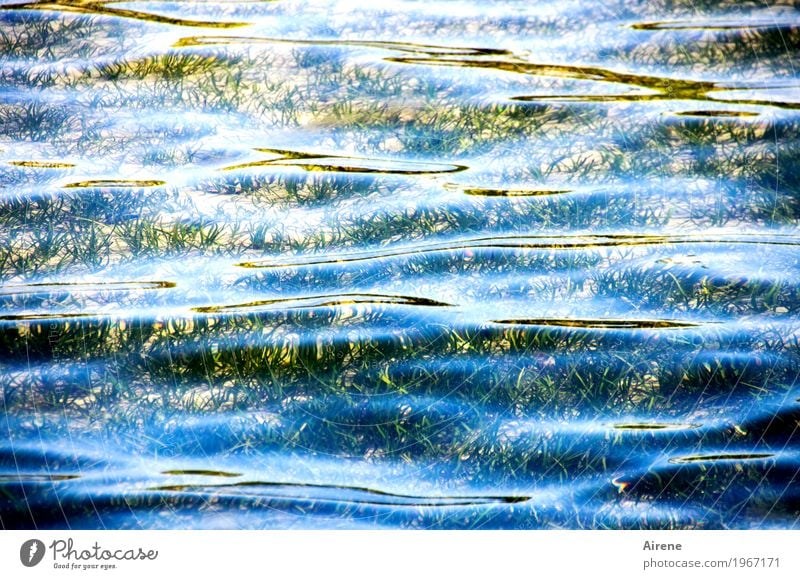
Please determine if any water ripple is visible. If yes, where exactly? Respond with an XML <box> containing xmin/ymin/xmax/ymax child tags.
<box><xmin>1</xmin><ymin>0</ymin><xmax>248</xmax><ymax>28</ymax></box>
<box><xmin>1</xmin><ymin>0</ymin><xmax>799</xmax><ymax>530</ymax></box>
<box><xmin>236</xmin><ymin>233</ymin><xmax>800</xmax><ymax>269</ymax></box>
<box><xmin>223</xmin><ymin>148</ymin><xmax>468</xmax><ymax>175</ymax></box>
<box><xmin>151</xmin><ymin>480</ymin><xmax>530</xmax><ymax>507</ymax></box>
<box><xmin>193</xmin><ymin>292</ymin><xmax>454</xmax><ymax>313</ymax></box>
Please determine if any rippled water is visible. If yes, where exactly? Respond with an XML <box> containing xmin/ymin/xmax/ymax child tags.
<box><xmin>1</xmin><ymin>0</ymin><xmax>800</xmax><ymax>529</ymax></box>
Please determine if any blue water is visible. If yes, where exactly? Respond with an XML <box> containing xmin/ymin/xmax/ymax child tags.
<box><xmin>1</xmin><ymin>0</ymin><xmax>800</xmax><ymax>529</ymax></box>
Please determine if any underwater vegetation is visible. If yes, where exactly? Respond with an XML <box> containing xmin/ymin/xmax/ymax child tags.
<box><xmin>1</xmin><ymin>0</ymin><xmax>800</xmax><ymax>529</ymax></box>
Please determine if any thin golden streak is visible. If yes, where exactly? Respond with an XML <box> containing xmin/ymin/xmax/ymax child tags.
<box><xmin>0</xmin><ymin>313</ymin><xmax>98</xmax><ymax>321</ymax></box>
<box><xmin>462</xmin><ymin>187</ymin><xmax>573</xmax><ymax>197</ymax></box>
<box><xmin>3</xmin><ymin>0</ymin><xmax>248</xmax><ymax>28</ymax></box>
<box><xmin>668</xmin><ymin>453</ymin><xmax>774</xmax><ymax>464</ymax></box>
<box><xmin>0</xmin><ymin>281</ymin><xmax>176</xmax><ymax>296</ymax></box>
<box><xmin>64</xmin><ymin>179</ymin><xmax>166</xmax><ymax>188</ymax></box>
<box><xmin>9</xmin><ymin>160</ymin><xmax>76</xmax><ymax>168</ymax></box>
<box><xmin>631</xmin><ymin>20</ymin><xmax>794</xmax><ymax>31</ymax></box>
<box><xmin>192</xmin><ymin>293</ymin><xmax>453</xmax><ymax>313</ymax></box>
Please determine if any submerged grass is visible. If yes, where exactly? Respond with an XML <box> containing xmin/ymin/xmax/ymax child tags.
<box><xmin>1</xmin><ymin>0</ymin><xmax>800</xmax><ymax>529</ymax></box>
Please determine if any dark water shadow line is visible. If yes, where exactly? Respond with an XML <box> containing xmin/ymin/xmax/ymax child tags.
<box><xmin>0</xmin><ymin>473</ymin><xmax>80</xmax><ymax>482</ymax></box>
<box><xmin>512</xmin><ymin>93</ymin><xmax>800</xmax><ymax>111</ymax></box>
<box><xmin>613</xmin><ymin>423</ymin><xmax>702</xmax><ymax>431</ymax></box>
<box><xmin>192</xmin><ymin>292</ymin><xmax>454</xmax><ymax>313</ymax></box>
<box><xmin>1</xmin><ymin>0</ymin><xmax>249</xmax><ymax>28</ymax></box>
<box><xmin>175</xmin><ymin>35</ymin><xmax>513</xmax><ymax>58</ymax></box>
<box><xmin>236</xmin><ymin>233</ymin><xmax>800</xmax><ymax>269</ymax></box>
<box><xmin>461</xmin><ymin>187</ymin><xmax>574</xmax><ymax>197</ymax></box>
<box><xmin>161</xmin><ymin>469</ymin><xmax>241</xmax><ymax>478</ymax></box>
<box><xmin>223</xmin><ymin>148</ymin><xmax>468</xmax><ymax>175</ymax></box>
<box><xmin>150</xmin><ymin>480</ymin><xmax>530</xmax><ymax>507</ymax></box>
<box><xmin>384</xmin><ymin>55</ymin><xmax>799</xmax><ymax>111</ymax></box>
<box><xmin>491</xmin><ymin>318</ymin><xmax>705</xmax><ymax>329</ymax></box>
<box><xmin>630</xmin><ymin>20</ymin><xmax>800</xmax><ymax>31</ymax></box>
<box><xmin>670</xmin><ymin>110</ymin><xmax>761</xmax><ymax>118</ymax></box>
<box><xmin>668</xmin><ymin>452</ymin><xmax>775</xmax><ymax>464</ymax></box>
<box><xmin>0</xmin><ymin>293</ymin><xmax>450</xmax><ymax>321</ymax></box>
<box><xmin>0</xmin><ymin>280</ymin><xmax>176</xmax><ymax>296</ymax></box>
<box><xmin>510</xmin><ymin>81</ymin><xmax>800</xmax><ymax>109</ymax></box>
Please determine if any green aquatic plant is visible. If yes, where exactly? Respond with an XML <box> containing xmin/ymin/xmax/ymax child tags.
<box><xmin>2</xmin><ymin>0</ymin><xmax>800</xmax><ymax>530</ymax></box>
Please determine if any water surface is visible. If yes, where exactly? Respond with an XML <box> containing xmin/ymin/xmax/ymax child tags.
<box><xmin>1</xmin><ymin>0</ymin><xmax>800</xmax><ymax>529</ymax></box>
